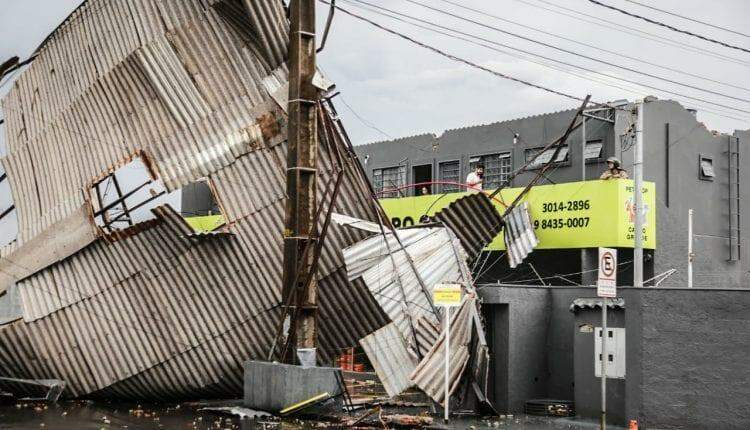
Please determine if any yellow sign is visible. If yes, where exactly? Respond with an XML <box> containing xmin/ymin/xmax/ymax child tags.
<box><xmin>380</xmin><ymin>179</ymin><xmax>656</xmax><ymax>250</ymax></box>
<box><xmin>433</xmin><ymin>283</ymin><xmax>463</xmax><ymax>307</ymax></box>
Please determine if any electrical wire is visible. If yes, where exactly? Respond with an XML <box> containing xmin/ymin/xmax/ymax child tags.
<box><xmin>512</xmin><ymin>0</ymin><xmax>750</xmax><ymax>68</ymax></box>
<box><xmin>337</xmin><ymin>94</ymin><xmax>394</xmax><ymax>140</ymax></box>
<box><xmin>398</xmin><ymin>0</ymin><xmax>750</xmax><ymax>105</ymax></box>
<box><xmin>587</xmin><ymin>0</ymin><xmax>750</xmax><ymax>54</ymax></box>
<box><xmin>318</xmin><ymin>0</ymin><xmax>590</xmax><ymax>105</ymax></box>
<box><xmin>624</xmin><ymin>0</ymin><xmax>750</xmax><ymax>40</ymax></box>
<box><xmin>434</xmin><ymin>0</ymin><xmax>750</xmax><ymax>94</ymax></box>
<box><xmin>340</xmin><ymin>0</ymin><xmax>750</xmax><ymax>122</ymax></box>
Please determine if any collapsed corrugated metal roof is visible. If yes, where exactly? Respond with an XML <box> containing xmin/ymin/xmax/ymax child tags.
<box><xmin>337</xmin><ymin>215</ymin><xmax>490</xmax><ymax>408</ymax></box>
<box><xmin>433</xmin><ymin>193</ymin><xmax>504</xmax><ymax>261</ymax></box>
<box><xmin>0</xmin><ymin>0</ymin><xmax>391</xmax><ymax>399</ymax></box>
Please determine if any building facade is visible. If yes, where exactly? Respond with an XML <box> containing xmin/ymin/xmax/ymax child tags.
<box><xmin>355</xmin><ymin>99</ymin><xmax>750</xmax><ymax>288</ymax></box>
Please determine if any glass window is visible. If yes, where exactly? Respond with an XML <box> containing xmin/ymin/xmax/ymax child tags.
<box><xmin>438</xmin><ymin>161</ymin><xmax>460</xmax><ymax>193</ymax></box>
<box><xmin>470</xmin><ymin>153</ymin><xmax>512</xmax><ymax>190</ymax></box>
<box><xmin>525</xmin><ymin>145</ymin><xmax>569</xmax><ymax>169</ymax></box>
<box><xmin>373</xmin><ymin>165</ymin><xmax>406</xmax><ymax>198</ymax></box>
<box><xmin>585</xmin><ymin>140</ymin><xmax>604</xmax><ymax>160</ymax></box>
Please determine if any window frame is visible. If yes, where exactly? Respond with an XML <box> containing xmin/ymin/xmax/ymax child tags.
<box><xmin>524</xmin><ymin>145</ymin><xmax>570</xmax><ymax>170</ymax></box>
<box><xmin>584</xmin><ymin>139</ymin><xmax>605</xmax><ymax>164</ymax></box>
<box><xmin>469</xmin><ymin>151</ymin><xmax>513</xmax><ymax>190</ymax></box>
<box><xmin>698</xmin><ymin>154</ymin><xmax>715</xmax><ymax>181</ymax></box>
<box><xmin>437</xmin><ymin>159</ymin><xmax>462</xmax><ymax>194</ymax></box>
<box><xmin>372</xmin><ymin>165</ymin><xmax>407</xmax><ymax>198</ymax></box>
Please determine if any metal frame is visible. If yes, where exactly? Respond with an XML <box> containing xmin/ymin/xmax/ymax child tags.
<box><xmin>437</xmin><ymin>158</ymin><xmax>462</xmax><ymax>193</ymax></box>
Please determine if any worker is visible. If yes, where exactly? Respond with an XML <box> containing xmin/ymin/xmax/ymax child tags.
<box><xmin>466</xmin><ymin>163</ymin><xmax>484</xmax><ymax>191</ymax></box>
<box><xmin>600</xmin><ymin>156</ymin><xmax>628</xmax><ymax>180</ymax></box>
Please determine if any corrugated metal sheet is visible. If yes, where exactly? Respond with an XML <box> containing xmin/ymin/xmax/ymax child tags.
<box><xmin>410</xmin><ymin>295</ymin><xmax>477</xmax><ymax>406</ymax></box>
<box><xmin>359</xmin><ymin>323</ymin><xmax>417</xmax><ymax>398</ymax></box>
<box><xmin>433</xmin><ymin>193</ymin><xmax>504</xmax><ymax>261</ymax></box>
<box><xmin>341</xmin><ymin>219</ymin><xmax>489</xmax><ymax>404</ymax></box>
<box><xmin>504</xmin><ymin>202</ymin><xmax>539</xmax><ymax>268</ymax></box>
<box><xmin>0</xmin><ymin>0</ymin><xmax>390</xmax><ymax>400</ymax></box>
<box><xmin>342</xmin><ymin>226</ymin><xmax>472</xmax><ymax>345</ymax></box>
<box><xmin>0</xmin><ymin>203</ymin><xmax>98</xmax><ymax>294</ymax></box>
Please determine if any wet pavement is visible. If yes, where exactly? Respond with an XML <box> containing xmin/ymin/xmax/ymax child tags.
<box><xmin>0</xmin><ymin>400</ymin><xmax>622</xmax><ymax>430</ymax></box>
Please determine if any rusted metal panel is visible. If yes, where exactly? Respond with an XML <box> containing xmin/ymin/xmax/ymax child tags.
<box><xmin>0</xmin><ymin>0</ymin><xmax>389</xmax><ymax>400</ymax></box>
<box><xmin>433</xmin><ymin>193</ymin><xmax>504</xmax><ymax>261</ymax></box>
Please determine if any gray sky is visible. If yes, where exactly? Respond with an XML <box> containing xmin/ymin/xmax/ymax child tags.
<box><xmin>1</xmin><ymin>0</ymin><xmax>750</xmax><ymax>246</ymax></box>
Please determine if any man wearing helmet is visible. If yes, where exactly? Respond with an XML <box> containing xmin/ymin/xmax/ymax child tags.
<box><xmin>600</xmin><ymin>157</ymin><xmax>628</xmax><ymax>180</ymax></box>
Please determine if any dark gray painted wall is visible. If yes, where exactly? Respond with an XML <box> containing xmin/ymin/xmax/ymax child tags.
<box><xmin>479</xmin><ymin>285</ymin><xmax>750</xmax><ymax>429</ymax></box>
<box><xmin>623</xmin><ymin>288</ymin><xmax>750</xmax><ymax>430</ymax></box>
<box><xmin>356</xmin><ymin>100</ymin><xmax>750</xmax><ymax>288</ymax></box>
<box><xmin>573</xmin><ymin>307</ymin><xmax>626</xmax><ymax>424</ymax></box>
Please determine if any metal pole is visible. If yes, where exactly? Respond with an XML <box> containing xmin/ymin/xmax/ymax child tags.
<box><xmin>601</xmin><ymin>298</ymin><xmax>608</xmax><ymax>430</ymax></box>
<box><xmin>581</xmin><ymin>114</ymin><xmax>587</xmax><ymax>283</ymax></box>
<box><xmin>283</xmin><ymin>0</ymin><xmax>319</xmax><ymax>364</ymax></box>
<box><xmin>634</xmin><ymin>100</ymin><xmax>644</xmax><ymax>287</ymax></box>
<box><xmin>688</xmin><ymin>209</ymin><xmax>694</xmax><ymax>288</ymax></box>
<box><xmin>444</xmin><ymin>306</ymin><xmax>451</xmax><ymax>423</ymax></box>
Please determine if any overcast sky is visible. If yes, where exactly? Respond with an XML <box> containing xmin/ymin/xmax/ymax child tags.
<box><xmin>1</xmin><ymin>0</ymin><xmax>750</xmax><ymax>245</ymax></box>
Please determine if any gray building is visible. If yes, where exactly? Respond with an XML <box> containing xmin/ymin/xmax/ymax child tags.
<box><xmin>355</xmin><ymin>98</ymin><xmax>750</xmax><ymax>288</ymax></box>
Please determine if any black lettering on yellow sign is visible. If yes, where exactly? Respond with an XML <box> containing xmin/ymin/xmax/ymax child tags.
<box><xmin>534</xmin><ymin>199</ymin><xmax>593</xmax><ymax>231</ymax></box>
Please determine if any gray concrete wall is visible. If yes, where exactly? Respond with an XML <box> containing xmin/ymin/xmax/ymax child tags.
<box><xmin>356</xmin><ymin>99</ymin><xmax>750</xmax><ymax>289</ymax></box>
<box><xmin>621</xmin><ymin>288</ymin><xmax>750</xmax><ymax>430</ymax></box>
<box><xmin>479</xmin><ymin>285</ymin><xmax>750</xmax><ymax>429</ymax></box>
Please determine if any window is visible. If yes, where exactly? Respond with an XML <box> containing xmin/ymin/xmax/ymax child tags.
<box><xmin>699</xmin><ymin>155</ymin><xmax>714</xmax><ymax>181</ymax></box>
<box><xmin>585</xmin><ymin>140</ymin><xmax>604</xmax><ymax>161</ymax></box>
<box><xmin>438</xmin><ymin>161</ymin><xmax>460</xmax><ymax>193</ymax></box>
<box><xmin>470</xmin><ymin>153</ymin><xmax>512</xmax><ymax>190</ymax></box>
<box><xmin>89</xmin><ymin>155</ymin><xmax>225</xmax><ymax>233</ymax></box>
<box><xmin>525</xmin><ymin>145</ymin><xmax>569</xmax><ymax>169</ymax></box>
<box><xmin>373</xmin><ymin>165</ymin><xmax>406</xmax><ymax>198</ymax></box>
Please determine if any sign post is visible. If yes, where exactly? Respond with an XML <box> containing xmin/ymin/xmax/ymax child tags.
<box><xmin>597</xmin><ymin>247</ymin><xmax>617</xmax><ymax>430</ymax></box>
<box><xmin>433</xmin><ymin>283</ymin><xmax>462</xmax><ymax>423</ymax></box>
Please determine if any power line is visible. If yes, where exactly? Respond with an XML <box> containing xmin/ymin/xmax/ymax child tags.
<box><xmin>624</xmin><ymin>0</ymin><xmax>750</xmax><ymax>39</ymax></box>
<box><xmin>337</xmin><ymin>94</ymin><xmax>394</xmax><ymax>140</ymax></box>
<box><xmin>341</xmin><ymin>0</ymin><xmax>750</xmax><ymax>119</ymax></box>
<box><xmin>317</xmin><ymin>0</ymin><xmax>590</xmax><ymax>105</ymax></box>
<box><xmin>400</xmin><ymin>0</ymin><xmax>750</xmax><ymax>105</ymax></box>
<box><xmin>513</xmin><ymin>0</ymin><xmax>750</xmax><ymax>68</ymax></box>
<box><xmin>434</xmin><ymin>0</ymin><xmax>750</xmax><ymax>94</ymax></box>
<box><xmin>587</xmin><ymin>0</ymin><xmax>750</xmax><ymax>54</ymax></box>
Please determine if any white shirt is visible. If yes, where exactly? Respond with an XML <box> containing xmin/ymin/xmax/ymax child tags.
<box><xmin>466</xmin><ymin>172</ymin><xmax>483</xmax><ymax>191</ymax></box>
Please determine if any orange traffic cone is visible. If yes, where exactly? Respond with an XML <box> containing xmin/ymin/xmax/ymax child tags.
<box><xmin>628</xmin><ymin>419</ymin><xmax>638</xmax><ymax>430</ymax></box>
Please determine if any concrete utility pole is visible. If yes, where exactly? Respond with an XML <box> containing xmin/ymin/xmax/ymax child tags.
<box><xmin>283</xmin><ymin>0</ymin><xmax>319</xmax><ymax>365</ymax></box>
<box><xmin>633</xmin><ymin>100</ymin><xmax>644</xmax><ymax>287</ymax></box>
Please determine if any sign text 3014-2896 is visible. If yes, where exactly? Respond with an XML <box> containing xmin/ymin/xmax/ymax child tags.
<box><xmin>536</xmin><ymin>199</ymin><xmax>591</xmax><ymax>230</ymax></box>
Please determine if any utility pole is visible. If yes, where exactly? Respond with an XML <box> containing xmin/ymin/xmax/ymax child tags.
<box><xmin>283</xmin><ymin>0</ymin><xmax>319</xmax><ymax>365</ymax></box>
<box><xmin>633</xmin><ymin>100</ymin><xmax>644</xmax><ymax>287</ymax></box>
<box><xmin>688</xmin><ymin>209</ymin><xmax>694</xmax><ymax>288</ymax></box>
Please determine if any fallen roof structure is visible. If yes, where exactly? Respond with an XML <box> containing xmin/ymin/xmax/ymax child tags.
<box><xmin>336</xmin><ymin>212</ymin><xmax>491</xmax><ymax>410</ymax></box>
<box><xmin>0</xmin><ymin>0</ymin><xmax>391</xmax><ymax>399</ymax></box>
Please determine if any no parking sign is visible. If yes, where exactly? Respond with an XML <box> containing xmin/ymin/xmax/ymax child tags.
<box><xmin>597</xmin><ymin>248</ymin><xmax>617</xmax><ymax>298</ymax></box>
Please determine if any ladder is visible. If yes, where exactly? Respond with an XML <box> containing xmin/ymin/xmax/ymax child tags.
<box><xmin>728</xmin><ymin>136</ymin><xmax>741</xmax><ymax>261</ymax></box>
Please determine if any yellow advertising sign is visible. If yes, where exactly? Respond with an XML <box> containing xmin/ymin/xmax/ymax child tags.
<box><xmin>433</xmin><ymin>283</ymin><xmax>463</xmax><ymax>307</ymax></box>
<box><xmin>380</xmin><ymin>179</ymin><xmax>656</xmax><ymax>250</ymax></box>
